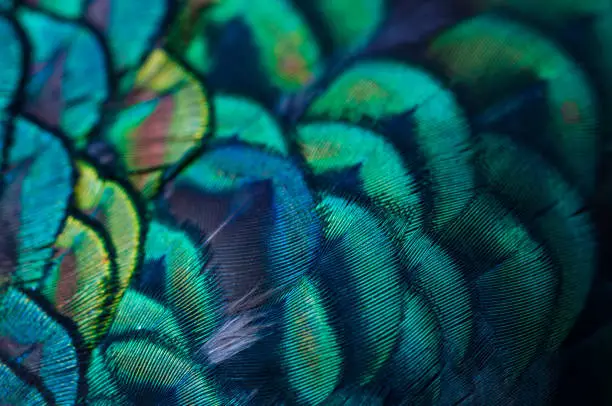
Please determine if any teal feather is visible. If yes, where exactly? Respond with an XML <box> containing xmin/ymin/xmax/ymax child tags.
<box><xmin>213</xmin><ymin>94</ymin><xmax>289</xmax><ymax>156</ymax></box>
<box><xmin>385</xmin><ymin>290</ymin><xmax>443</xmax><ymax>403</ymax></box>
<box><xmin>305</xmin><ymin>60</ymin><xmax>474</xmax><ymax>230</ymax></box>
<box><xmin>474</xmin><ymin>132</ymin><xmax>596</xmax><ymax>349</ymax></box>
<box><xmin>2</xmin><ymin>116</ymin><xmax>73</xmax><ymax>289</ymax></box>
<box><xmin>22</xmin><ymin>0</ymin><xmax>173</xmax><ymax>95</ymax></box>
<box><xmin>16</xmin><ymin>7</ymin><xmax>110</xmax><ymax>147</ymax></box>
<box><xmin>315</xmin><ymin>194</ymin><xmax>403</xmax><ymax>386</ymax></box>
<box><xmin>0</xmin><ymin>0</ymin><xmax>610</xmax><ymax>404</ymax></box>
<box><xmin>0</xmin><ymin>13</ymin><xmax>25</xmax><ymax>116</ymax></box>
<box><xmin>0</xmin><ymin>362</ymin><xmax>48</xmax><ymax>406</ymax></box>
<box><xmin>0</xmin><ymin>288</ymin><xmax>78</xmax><ymax>405</ymax></box>
<box><xmin>0</xmin><ymin>14</ymin><xmax>26</xmax><ymax>151</ymax></box>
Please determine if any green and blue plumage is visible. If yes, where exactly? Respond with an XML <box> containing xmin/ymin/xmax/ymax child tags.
<box><xmin>0</xmin><ymin>0</ymin><xmax>611</xmax><ymax>404</ymax></box>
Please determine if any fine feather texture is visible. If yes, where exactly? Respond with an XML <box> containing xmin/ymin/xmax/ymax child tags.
<box><xmin>0</xmin><ymin>0</ymin><xmax>611</xmax><ymax>405</ymax></box>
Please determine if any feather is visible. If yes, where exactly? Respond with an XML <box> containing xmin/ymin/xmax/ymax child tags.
<box><xmin>73</xmin><ymin>159</ymin><xmax>145</xmax><ymax>310</ymax></box>
<box><xmin>315</xmin><ymin>194</ymin><xmax>403</xmax><ymax>385</ymax></box>
<box><xmin>0</xmin><ymin>288</ymin><xmax>78</xmax><ymax>405</ymax></box>
<box><xmin>0</xmin><ymin>362</ymin><xmax>48</xmax><ymax>405</ymax></box>
<box><xmin>281</xmin><ymin>276</ymin><xmax>342</xmax><ymax>405</ymax></box>
<box><xmin>22</xmin><ymin>0</ymin><xmax>174</xmax><ymax>94</ymax></box>
<box><xmin>88</xmin><ymin>337</ymin><xmax>224</xmax><ymax>405</ymax></box>
<box><xmin>364</xmin><ymin>0</ymin><xmax>474</xmax><ymax>54</ymax></box>
<box><xmin>290</xmin><ymin>0</ymin><xmax>386</xmax><ymax>52</ymax></box>
<box><xmin>86</xmin><ymin>219</ymin><xmax>226</xmax><ymax>404</ymax></box>
<box><xmin>296</xmin><ymin>121</ymin><xmax>423</xmax><ymax>226</ymax></box>
<box><xmin>16</xmin><ymin>6</ymin><xmax>110</xmax><ymax>147</ymax></box>
<box><xmin>165</xmin><ymin>0</ymin><xmax>219</xmax><ymax>53</ymax></box>
<box><xmin>142</xmin><ymin>220</ymin><xmax>222</xmax><ymax>353</ymax></box>
<box><xmin>473</xmin><ymin>132</ymin><xmax>596</xmax><ymax>348</ymax></box>
<box><xmin>212</xmin><ymin>93</ymin><xmax>289</xmax><ymax>156</ymax></box>
<box><xmin>39</xmin><ymin>212</ymin><xmax>117</xmax><ymax>348</ymax></box>
<box><xmin>205</xmin><ymin>0</ymin><xmax>322</xmax><ymax>104</ymax></box>
<box><xmin>1</xmin><ymin>0</ymin><xmax>612</xmax><ymax>404</ymax></box>
<box><xmin>98</xmin><ymin>47</ymin><xmax>211</xmax><ymax>197</ymax></box>
<box><xmin>425</xmin><ymin>14</ymin><xmax>599</xmax><ymax>195</ymax></box>
<box><xmin>2</xmin><ymin>116</ymin><xmax>74</xmax><ymax>290</ymax></box>
<box><xmin>304</xmin><ymin>61</ymin><xmax>474</xmax><ymax>230</ymax></box>
<box><xmin>164</xmin><ymin>143</ymin><xmax>321</xmax><ymax>304</ymax></box>
<box><xmin>0</xmin><ymin>13</ymin><xmax>27</xmax><ymax>140</ymax></box>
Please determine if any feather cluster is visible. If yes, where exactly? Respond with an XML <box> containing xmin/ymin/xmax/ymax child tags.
<box><xmin>0</xmin><ymin>0</ymin><xmax>610</xmax><ymax>404</ymax></box>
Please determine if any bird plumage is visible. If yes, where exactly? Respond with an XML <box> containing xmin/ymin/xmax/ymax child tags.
<box><xmin>0</xmin><ymin>0</ymin><xmax>610</xmax><ymax>404</ymax></box>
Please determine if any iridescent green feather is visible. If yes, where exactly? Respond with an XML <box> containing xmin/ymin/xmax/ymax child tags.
<box><xmin>238</xmin><ymin>0</ymin><xmax>322</xmax><ymax>92</ymax></box>
<box><xmin>297</xmin><ymin>122</ymin><xmax>423</xmax><ymax>227</ymax></box>
<box><xmin>87</xmin><ymin>347</ymin><xmax>128</xmax><ymax>403</ymax></box>
<box><xmin>164</xmin><ymin>0</ymin><xmax>217</xmax><ymax>74</ymax></box>
<box><xmin>441</xmin><ymin>194</ymin><xmax>557</xmax><ymax>379</ymax></box>
<box><xmin>475</xmin><ymin>0</ymin><xmax>612</xmax><ymax>207</ymax></box>
<box><xmin>21</xmin><ymin>0</ymin><xmax>84</xmax><ymax>18</ymax></box>
<box><xmin>427</xmin><ymin>14</ymin><xmax>599</xmax><ymax>195</ymax></box>
<box><xmin>0</xmin><ymin>15</ymin><xmax>24</xmax><ymax>141</ymax></box>
<box><xmin>324</xmin><ymin>388</ymin><xmax>384</xmax><ymax>405</ymax></box>
<box><xmin>87</xmin><ymin>223</ymin><xmax>225</xmax><ymax>404</ymax></box>
<box><xmin>475</xmin><ymin>132</ymin><xmax>596</xmax><ymax>349</ymax></box>
<box><xmin>475</xmin><ymin>0</ymin><xmax>611</xmax><ymax>20</ymax></box>
<box><xmin>386</xmin><ymin>290</ymin><xmax>442</xmax><ymax>402</ymax></box>
<box><xmin>281</xmin><ymin>276</ymin><xmax>342</xmax><ymax>405</ymax></box>
<box><xmin>294</xmin><ymin>0</ymin><xmax>385</xmax><ymax>50</ymax></box>
<box><xmin>176</xmin><ymin>16</ymin><xmax>213</xmax><ymax>76</ymax></box>
<box><xmin>205</xmin><ymin>0</ymin><xmax>245</xmax><ymax>24</ymax></box>
<box><xmin>89</xmin><ymin>338</ymin><xmax>224</xmax><ymax>405</ymax></box>
<box><xmin>107</xmin><ymin>288</ymin><xmax>189</xmax><ymax>352</ymax></box>
<box><xmin>213</xmin><ymin>94</ymin><xmax>289</xmax><ymax>156</ymax></box>
<box><xmin>399</xmin><ymin>231</ymin><xmax>473</xmax><ymax>366</ymax></box>
<box><xmin>0</xmin><ymin>0</ymin><xmax>609</xmax><ymax>404</ymax></box>
<box><xmin>306</xmin><ymin>61</ymin><xmax>474</xmax><ymax>229</ymax></box>
<box><xmin>145</xmin><ymin>220</ymin><xmax>222</xmax><ymax>351</ymax></box>
<box><xmin>316</xmin><ymin>194</ymin><xmax>403</xmax><ymax>385</ymax></box>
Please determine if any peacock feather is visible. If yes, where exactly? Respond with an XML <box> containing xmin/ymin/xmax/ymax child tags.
<box><xmin>0</xmin><ymin>0</ymin><xmax>611</xmax><ymax>404</ymax></box>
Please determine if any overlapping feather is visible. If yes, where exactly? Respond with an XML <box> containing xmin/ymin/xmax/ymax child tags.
<box><xmin>0</xmin><ymin>0</ymin><xmax>610</xmax><ymax>405</ymax></box>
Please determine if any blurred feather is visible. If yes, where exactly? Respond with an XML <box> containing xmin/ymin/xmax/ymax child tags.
<box><xmin>365</xmin><ymin>0</ymin><xmax>475</xmax><ymax>54</ymax></box>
